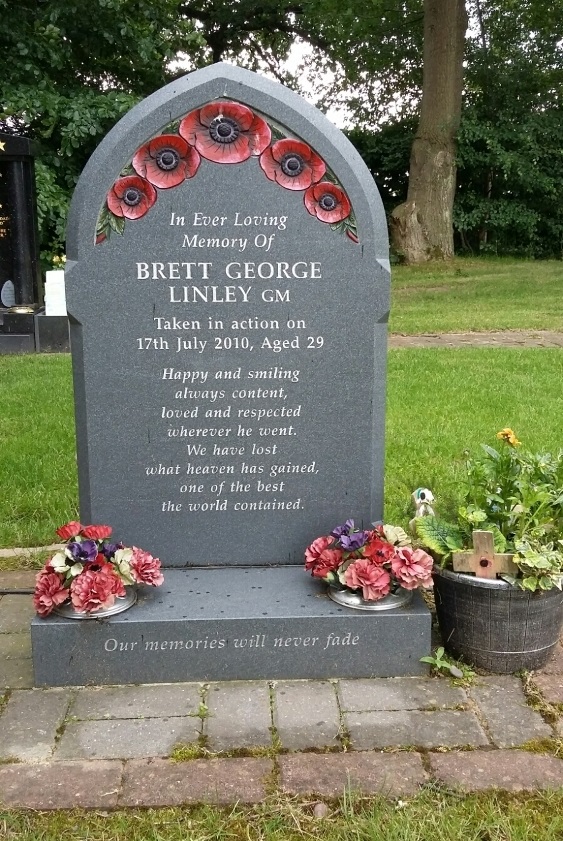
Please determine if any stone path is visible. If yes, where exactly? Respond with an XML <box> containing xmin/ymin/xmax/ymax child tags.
<box><xmin>389</xmin><ymin>330</ymin><xmax>563</xmax><ymax>348</ymax></box>
<box><xmin>2</xmin><ymin>574</ymin><xmax>563</xmax><ymax>808</ymax></box>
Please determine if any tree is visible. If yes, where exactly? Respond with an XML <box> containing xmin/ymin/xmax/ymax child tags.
<box><xmin>0</xmin><ymin>0</ymin><xmax>199</xmax><ymax>262</ymax></box>
<box><xmin>390</xmin><ymin>0</ymin><xmax>467</xmax><ymax>262</ymax></box>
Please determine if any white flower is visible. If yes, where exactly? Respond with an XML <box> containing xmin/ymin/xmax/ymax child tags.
<box><xmin>113</xmin><ymin>548</ymin><xmax>135</xmax><ymax>584</ymax></box>
<box><xmin>50</xmin><ymin>552</ymin><xmax>69</xmax><ymax>573</ymax></box>
<box><xmin>69</xmin><ymin>563</ymin><xmax>83</xmax><ymax>577</ymax></box>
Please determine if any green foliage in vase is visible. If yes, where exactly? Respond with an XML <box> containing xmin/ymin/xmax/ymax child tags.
<box><xmin>415</xmin><ymin>429</ymin><xmax>563</xmax><ymax>591</ymax></box>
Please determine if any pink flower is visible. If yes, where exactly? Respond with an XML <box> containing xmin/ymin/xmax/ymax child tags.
<box><xmin>33</xmin><ymin>570</ymin><xmax>69</xmax><ymax>617</ymax></box>
<box><xmin>70</xmin><ymin>567</ymin><xmax>118</xmax><ymax>613</ymax></box>
<box><xmin>259</xmin><ymin>138</ymin><xmax>326</xmax><ymax>191</ymax></box>
<box><xmin>80</xmin><ymin>524</ymin><xmax>112</xmax><ymax>540</ymax></box>
<box><xmin>391</xmin><ymin>547</ymin><xmax>434</xmax><ymax>590</ymax></box>
<box><xmin>130</xmin><ymin>547</ymin><xmax>164</xmax><ymax>586</ymax></box>
<box><xmin>311</xmin><ymin>549</ymin><xmax>343</xmax><ymax>579</ymax></box>
<box><xmin>305</xmin><ymin>535</ymin><xmax>332</xmax><ymax>570</ymax></box>
<box><xmin>179</xmin><ymin>101</ymin><xmax>271</xmax><ymax>164</ymax></box>
<box><xmin>56</xmin><ymin>521</ymin><xmax>83</xmax><ymax>540</ymax></box>
<box><xmin>344</xmin><ymin>559</ymin><xmax>391</xmax><ymax>600</ymax></box>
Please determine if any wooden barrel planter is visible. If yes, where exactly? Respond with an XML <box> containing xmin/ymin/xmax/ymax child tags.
<box><xmin>432</xmin><ymin>566</ymin><xmax>563</xmax><ymax>673</ymax></box>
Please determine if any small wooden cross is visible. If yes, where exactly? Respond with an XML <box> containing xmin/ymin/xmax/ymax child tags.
<box><xmin>452</xmin><ymin>530</ymin><xmax>518</xmax><ymax>579</ymax></box>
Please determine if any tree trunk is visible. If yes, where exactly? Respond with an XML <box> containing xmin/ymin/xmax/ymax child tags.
<box><xmin>391</xmin><ymin>0</ymin><xmax>468</xmax><ymax>263</ymax></box>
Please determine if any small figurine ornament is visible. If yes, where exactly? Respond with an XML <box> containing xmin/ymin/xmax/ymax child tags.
<box><xmin>409</xmin><ymin>487</ymin><xmax>435</xmax><ymax>533</ymax></box>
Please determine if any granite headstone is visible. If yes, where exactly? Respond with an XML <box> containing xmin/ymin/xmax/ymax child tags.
<box><xmin>32</xmin><ymin>64</ymin><xmax>430</xmax><ymax>685</ymax></box>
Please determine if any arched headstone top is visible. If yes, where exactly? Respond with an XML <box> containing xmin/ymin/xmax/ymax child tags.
<box><xmin>65</xmin><ymin>63</ymin><xmax>390</xmax><ymax>568</ymax></box>
<box><xmin>67</xmin><ymin>63</ymin><xmax>389</xmax><ymax>265</ymax></box>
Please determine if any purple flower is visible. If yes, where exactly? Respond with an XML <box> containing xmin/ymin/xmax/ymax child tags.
<box><xmin>101</xmin><ymin>542</ymin><xmax>123</xmax><ymax>559</ymax></box>
<box><xmin>66</xmin><ymin>540</ymin><xmax>98</xmax><ymax>563</ymax></box>
<box><xmin>340</xmin><ymin>531</ymin><xmax>368</xmax><ymax>551</ymax></box>
<box><xmin>331</xmin><ymin>519</ymin><xmax>355</xmax><ymax>538</ymax></box>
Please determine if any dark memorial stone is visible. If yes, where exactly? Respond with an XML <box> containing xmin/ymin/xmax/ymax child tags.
<box><xmin>32</xmin><ymin>64</ymin><xmax>430</xmax><ymax>685</ymax></box>
<box><xmin>0</xmin><ymin>133</ymin><xmax>40</xmax><ymax>309</ymax></box>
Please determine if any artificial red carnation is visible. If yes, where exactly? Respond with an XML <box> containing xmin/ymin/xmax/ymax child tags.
<box><xmin>310</xmin><ymin>548</ymin><xmax>343</xmax><ymax>579</ymax></box>
<box><xmin>56</xmin><ymin>521</ymin><xmax>83</xmax><ymax>540</ymax></box>
<box><xmin>343</xmin><ymin>558</ymin><xmax>391</xmax><ymax>600</ymax></box>
<box><xmin>33</xmin><ymin>570</ymin><xmax>69</xmax><ymax>617</ymax></box>
<box><xmin>304</xmin><ymin>181</ymin><xmax>351</xmax><ymax>224</ymax></box>
<box><xmin>391</xmin><ymin>547</ymin><xmax>433</xmax><ymax>590</ymax></box>
<box><xmin>305</xmin><ymin>535</ymin><xmax>333</xmax><ymax>571</ymax></box>
<box><xmin>179</xmin><ymin>101</ymin><xmax>271</xmax><ymax>164</ymax></box>
<box><xmin>70</xmin><ymin>567</ymin><xmax>118</xmax><ymax>613</ymax></box>
<box><xmin>259</xmin><ymin>138</ymin><xmax>326</xmax><ymax>191</ymax></box>
<box><xmin>80</xmin><ymin>524</ymin><xmax>113</xmax><ymax>540</ymax></box>
<box><xmin>107</xmin><ymin>175</ymin><xmax>157</xmax><ymax>220</ymax></box>
<box><xmin>132</xmin><ymin>134</ymin><xmax>200</xmax><ymax>189</ymax></box>
<box><xmin>130</xmin><ymin>547</ymin><xmax>164</xmax><ymax>586</ymax></box>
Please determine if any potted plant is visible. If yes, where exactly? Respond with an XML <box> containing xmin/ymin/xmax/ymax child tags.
<box><xmin>33</xmin><ymin>521</ymin><xmax>164</xmax><ymax>618</ymax></box>
<box><xmin>304</xmin><ymin>519</ymin><xmax>434</xmax><ymax>610</ymax></box>
<box><xmin>415</xmin><ymin>429</ymin><xmax>563</xmax><ymax>672</ymax></box>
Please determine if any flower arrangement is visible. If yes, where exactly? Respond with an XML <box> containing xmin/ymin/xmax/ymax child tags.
<box><xmin>416</xmin><ymin>429</ymin><xmax>563</xmax><ymax>592</ymax></box>
<box><xmin>33</xmin><ymin>521</ymin><xmax>164</xmax><ymax>617</ymax></box>
<box><xmin>305</xmin><ymin>519</ymin><xmax>434</xmax><ymax>601</ymax></box>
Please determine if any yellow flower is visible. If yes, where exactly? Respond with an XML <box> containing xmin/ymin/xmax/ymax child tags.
<box><xmin>496</xmin><ymin>428</ymin><xmax>521</xmax><ymax>447</ymax></box>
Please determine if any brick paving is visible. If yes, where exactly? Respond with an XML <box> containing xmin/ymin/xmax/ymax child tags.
<box><xmin>2</xmin><ymin>579</ymin><xmax>563</xmax><ymax>807</ymax></box>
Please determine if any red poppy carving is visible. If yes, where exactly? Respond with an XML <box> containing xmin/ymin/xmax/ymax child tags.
<box><xmin>259</xmin><ymin>138</ymin><xmax>326</xmax><ymax>191</ymax></box>
<box><xmin>179</xmin><ymin>101</ymin><xmax>271</xmax><ymax>164</ymax></box>
<box><xmin>106</xmin><ymin>175</ymin><xmax>157</xmax><ymax>220</ymax></box>
<box><xmin>132</xmin><ymin>134</ymin><xmax>200</xmax><ymax>189</ymax></box>
<box><xmin>304</xmin><ymin>182</ymin><xmax>351</xmax><ymax>224</ymax></box>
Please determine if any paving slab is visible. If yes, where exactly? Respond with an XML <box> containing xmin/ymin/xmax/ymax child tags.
<box><xmin>345</xmin><ymin>710</ymin><xmax>489</xmax><ymax>749</ymax></box>
<box><xmin>0</xmin><ymin>571</ymin><xmax>37</xmax><ymax>590</ymax></box>
<box><xmin>537</xmin><ymin>643</ymin><xmax>563</xmax><ymax>675</ymax></box>
<box><xmin>429</xmin><ymin>749</ymin><xmax>563</xmax><ymax>791</ymax></box>
<box><xmin>273</xmin><ymin>681</ymin><xmax>341</xmax><ymax>750</ymax></box>
<box><xmin>0</xmin><ymin>688</ymin><xmax>71</xmax><ymax>761</ymax></box>
<box><xmin>120</xmin><ymin>757</ymin><xmax>272</xmax><ymax>805</ymax></box>
<box><xmin>0</xmin><ymin>759</ymin><xmax>123</xmax><ymax>809</ymax></box>
<box><xmin>0</xmin><ymin>594</ymin><xmax>35</xmax><ymax>632</ymax></box>
<box><xmin>469</xmin><ymin>676</ymin><xmax>552</xmax><ymax>747</ymax></box>
<box><xmin>55</xmin><ymin>716</ymin><xmax>199</xmax><ymax>760</ymax></box>
<box><xmin>0</xmin><ymin>633</ymin><xmax>31</xmax><ymax>660</ymax></box>
<box><xmin>279</xmin><ymin>751</ymin><xmax>427</xmax><ymax>797</ymax></box>
<box><xmin>532</xmin><ymin>674</ymin><xmax>563</xmax><ymax>706</ymax></box>
<box><xmin>69</xmin><ymin>683</ymin><xmax>202</xmax><ymax>720</ymax></box>
<box><xmin>206</xmin><ymin>681</ymin><xmax>272</xmax><ymax>751</ymax></box>
<box><xmin>0</xmin><ymin>657</ymin><xmax>33</xmax><ymax>689</ymax></box>
<box><xmin>339</xmin><ymin>677</ymin><xmax>466</xmax><ymax>711</ymax></box>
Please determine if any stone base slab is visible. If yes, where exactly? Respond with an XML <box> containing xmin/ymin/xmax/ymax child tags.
<box><xmin>31</xmin><ymin>567</ymin><xmax>431</xmax><ymax>686</ymax></box>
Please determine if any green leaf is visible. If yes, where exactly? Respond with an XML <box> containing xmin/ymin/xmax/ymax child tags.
<box><xmin>107</xmin><ymin>213</ymin><xmax>125</xmax><ymax>235</ymax></box>
<box><xmin>415</xmin><ymin>516</ymin><xmax>464</xmax><ymax>557</ymax></box>
<box><xmin>521</xmin><ymin>576</ymin><xmax>539</xmax><ymax>591</ymax></box>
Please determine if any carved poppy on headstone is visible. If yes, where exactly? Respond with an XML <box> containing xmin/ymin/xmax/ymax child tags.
<box><xmin>179</xmin><ymin>101</ymin><xmax>271</xmax><ymax>164</ymax></box>
<box><xmin>132</xmin><ymin>134</ymin><xmax>200</xmax><ymax>189</ymax></box>
<box><xmin>106</xmin><ymin>175</ymin><xmax>157</xmax><ymax>220</ymax></box>
<box><xmin>304</xmin><ymin>181</ymin><xmax>351</xmax><ymax>224</ymax></box>
<box><xmin>259</xmin><ymin>138</ymin><xmax>326</xmax><ymax>191</ymax></box>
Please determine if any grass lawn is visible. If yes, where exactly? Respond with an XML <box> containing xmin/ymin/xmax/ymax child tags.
<box><xmin>2</xmin><ymin>789</ymin><xmax>563</xmax><ymax>839</ymax></box>
<box><xmin>390</xmin><ymin>257</ymin><xmax>563</xmax><ymax>334</ymax></box>
<box><xmin>1</xmin><ymin>345</ymin><xmax>562</xmax><ymax>548</ymax></box>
